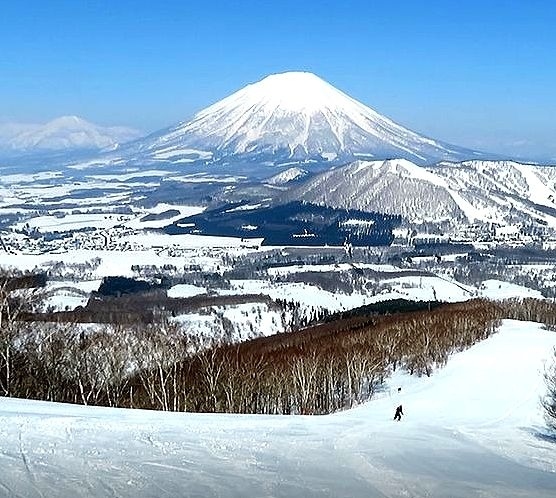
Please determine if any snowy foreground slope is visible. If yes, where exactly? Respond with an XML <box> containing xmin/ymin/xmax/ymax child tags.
<box><xmin>1</xmin><ymin>320</ymin><xmax>555</xmax><ymax>498</ymax></box>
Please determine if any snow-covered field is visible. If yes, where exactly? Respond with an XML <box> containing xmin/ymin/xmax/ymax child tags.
<box><xmin>173</xmin><ymin>302</ymin><xmax>286</xmax><ymax>342</ymax></box>
<box><xmin>0</xmin><ymin>320</ymin><xmax>554</xmax><ymax>497</ymax></box>
<box><xmin>479</xmin><ymin>279</ymin><xmax>544</xmax><ymax>299</ymax></box>
<box><xmin>225</xmin><ymin>273</ymin><xmax>476</xmax><ymax>313</ymax></box>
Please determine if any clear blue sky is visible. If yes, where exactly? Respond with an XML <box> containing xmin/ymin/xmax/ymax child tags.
<box><xmin>1</xmin><ymin>0</ymin><xmax>555</xmax><ymax>159</ymax></box>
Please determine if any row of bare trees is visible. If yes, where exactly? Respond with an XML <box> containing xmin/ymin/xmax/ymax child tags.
<box><xmin>1</xmin><ymin>299</ymin><xmax>501</xmax><ymax>413</ymax></box>
<box><xmin>542</xmin><ymin>347</ymin><xmax>556</xmax><ymax>431</ymax></box>
<box><xmin>151</xmin><ymin>299</ymin><xmax>501</xmax><ymax>414</ymax></box>
<box><xmin>4</xmin><ymin>322</ymin><xmax>193</xmax><ymax>409</ymax></box>
<box><xmin>3</xmin><ymin>274</ymin><xmax>556</xmax><ymax>416</ymax></box>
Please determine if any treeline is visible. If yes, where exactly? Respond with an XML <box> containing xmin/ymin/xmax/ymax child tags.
<box><xmin>3</xmin><ymin>290</ymin><xmax>556</xmax><ymax>415</ymax></box>
<box><xmin>168</xmin><ymin>299</ymin><xmax>500</xmax><ymax>414</ymax></box>
<box><xmin>24</xmin><ymin>293</ymin><xmax>277</xmax><ymax>325</ymax></box>
<box><xmin>497</xmin><ymin>297</ymin><xmax>556</xmax><ymax>330</ymax></box>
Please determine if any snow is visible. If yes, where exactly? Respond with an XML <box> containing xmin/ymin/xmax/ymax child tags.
<box><xmin>150</xmin><ymin>146</ymin><xmax>212</xmax><ymax>160</ymax></box>
<box><xmin>225</xmin><ymin>273</ymin><xmax>474</xmax><ymax>313</ymax></box>
<box><xmin>291</xmin><ymin>157</ymin><xmax>556</xmax><ymax>226</ymax></box>
<box><xmin>478</xmin><ymin>279</ymin><xmax>544</xmax><ymax>299</ymax></box>
<box><xmin>172</xmin><ymin>303</ymin><xmax>285</xmax><ymax>342</ymax></box>
<box><xmin>14</xmin><ymin>213</ymin><xmax>132</xmax><ymax>232</ymax></box>
<box><xmin>513</xmin><ymin>161</ymin><xmax>556</xmax><ymax>208</ymax></box>
<box><xmin>225</xmin><ymin>203</ymin><xmax>262</xmax><ymax>212</ymax></box>
<box><xmin>123</xmin><ymin>232</ymin><xmax>264</xmax><ymax>249</ymax></box>
<box><xmin>0</xmin><ymin>171</ymin><xmax>64</xmax><ymax>184</ymax></box>
<box><xmin>227</xmin><ymin>279</ymin><xmax>359</xmax><ymax>311</ymax></box>
<box><xmin>170</xmin><ymin>173</ymin><xmax>246</xmax><ymax>183</ymax></box>
<box><xmin>267</xmin><ymin>263</ymin><xmax>400</xmax><ymax>276</ymax></box>
<box><xmin>381</xmin><ymin>275</ymin><xmax>475</xmax><ymax>301</ymax></box>
<box><xmin>42</xmin><ymin>279</ymin><xmax>103</xmax><ymax>311</ymax></box>
<box><xmin>85</xmin><ymin>170</ymin><xmax>172</xmax><ymax>181</ymax></box>
<box><xmin>167</xmin><ymin>284</ymin><xmax>206</xmax><ymax>298</ymax></box>
<box><xmin>0</xmin><ymin>115</ymin><xmax>141</xmax><ymax>152</ymax></box>
<box><xmin>0</xmin><ymin>320</ymin><xmax>555</xmax><ymax>497</ymax></box>
<box><xmin>358</xmin><ymin>159</ymin><xmax>490</xmax><ymax>223</ymax></box>
<box><xmin>125</xmin><ymin>204</ymin><xmax>205</xmax><ymax>230</ymax></box>
<box><xmin>0</xmin><ymin>249</ymin><xmax>222</xmax><ymax>278</ymax></box>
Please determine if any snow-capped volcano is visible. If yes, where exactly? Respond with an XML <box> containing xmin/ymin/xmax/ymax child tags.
<box><xmin>129</xmin><ymin>71</ymin><xmax>487</xmax><ymax>167</ymax></box>
<box><xmin>0</xmin><ymin>116</ymin><xmax>142</xmax><ymax>153</ymax></box>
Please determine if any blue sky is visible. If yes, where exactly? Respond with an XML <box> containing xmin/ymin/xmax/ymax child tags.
<box><xmin>1</xmin><ymin>0</ymin><xmax>555</xmax><ymax>159</ymax></box>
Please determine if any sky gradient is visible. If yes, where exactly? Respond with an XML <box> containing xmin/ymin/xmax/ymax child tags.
<box><xmin>1</xmin><ymin>0</ymin><xmax>555</xmax><ymax>160</ymax></box>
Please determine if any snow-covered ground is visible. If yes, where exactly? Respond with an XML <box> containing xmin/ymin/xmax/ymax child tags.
<box><xmin>266</xmin><ymin>263</ymin><xmax>401</xmax><ymax>276</ymax></box>
<box><xmin>0</xmin><ymin>320</ymin><xmax>555</xmax><ymax>497</ymax></box>
<box><xmin>478</xmin><ymin>279</ymin><xmax>544</xmax><ymax>299</ymax></box>
<box><xmin>225</xmin><ymin>273</ymin><xmax>476</xmax><ymax>314</ymax></box>
<box><xmin>124</xmin><ymin>204</ymin><xmax>205</xmax><ymax>230</ymax></box>
<box><xmin>13</xmin><ymin>213</ymin><xmax>133</xmax><ymax>232</ymax></box>
<box><xmin>173</xmin><ymin>302</ymin><xmax>286</xmax><ymax>342</ymax></box>
<box><xmin>0</xmin><ymin>246</ymin><xmax>256</xmax><ymax>278</ymax></box>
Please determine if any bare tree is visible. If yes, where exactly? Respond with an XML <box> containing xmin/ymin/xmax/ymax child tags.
<box><xmin>541</xmin><ymin>347</ymin><xmax>556</xmax><ymax>432</ymax></box>
<box><xmin>0</xmin><ymin>272</ymin><xmax>45</xmax><ymax>397</ymax></box>
<box><xmin>132</xmin><ymin>322</ymin><xmax>192</xmax><ymax>411</ymax></box>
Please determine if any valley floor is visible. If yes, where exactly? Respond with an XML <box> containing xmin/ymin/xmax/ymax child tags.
<box><xmin>0</xmin><ymin>320</ymin><xmax>555</xmax><ymax>497</ymax></box>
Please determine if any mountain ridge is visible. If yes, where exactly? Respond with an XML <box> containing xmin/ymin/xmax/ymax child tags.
<box><xmin>0</xmin><ymin>116</ymin><xmax>142</xmax><ymax>153</ymax></box>
<box><xmin>282</xmin><ymin>158</ymin><xmax>556</xmax><ymax>227</ymax></box>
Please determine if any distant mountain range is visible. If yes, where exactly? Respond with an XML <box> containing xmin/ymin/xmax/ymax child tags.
<box><xmin>0</xmin><ymin>116</ymin><xmax>141</xmax><ymax>154</ymax></box>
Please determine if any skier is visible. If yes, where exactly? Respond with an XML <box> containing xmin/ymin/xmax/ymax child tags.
<box><xmin>392</xmin><ymin>386</ymin><xmax>403</xmax><ymax>421</ymax></box>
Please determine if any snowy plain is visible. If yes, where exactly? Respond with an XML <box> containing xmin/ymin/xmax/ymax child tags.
<box><xmin>0</xmin><ymin>320</ymin><xmax>555</xmax><ymax>497</ymax></box>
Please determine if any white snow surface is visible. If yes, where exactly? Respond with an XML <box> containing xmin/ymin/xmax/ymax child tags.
<box><xmin>225</xmin><ymin>273</ymin><xmax>474</xmax><ymax>313</ymax></box>
<box><xmin>479</xmin><ymin>279</ymin><xmax>545</xmax><ymax>299</ymax></box>
<box><xmin>173</xmin><ymin>302</ymin><xmax>286</xmax><ymax>343</ymax></box>
<box><xmin>266</xmin><ymin>167</ymin><xmax>309</xmax><ymax>185</ymax></box>
<box><xmin>0</xmin><ymin>320</ymin><xmax>555</xmax><ymax>497</ymax></box>
<box><xmin>167</xmin><ymin>284</ymin><xmax>206</xmax><ymax>298</ymax></box>
<box><xmin>14</xmin><ymin>213</ymin><xmax>133</xmax><ymax>232</ymax></box>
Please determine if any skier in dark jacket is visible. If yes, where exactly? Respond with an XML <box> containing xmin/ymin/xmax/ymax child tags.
<box><xmin>394</xmin><ymin>404</ymin><xmax>403</xmax><ymax>421</ymax></box>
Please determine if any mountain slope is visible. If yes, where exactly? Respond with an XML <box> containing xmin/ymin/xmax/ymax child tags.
<box><xmin>0</xmin><ymin>321</ymin><xmax>554</xmax><ymax>497</ymax></box>
<box><xmin>285</xmin><ymin>158</ymin><xmax>556</xmax><ymax>226</ymax></box>
<box><xmin>122</xmin><ymin>72</ymin><xmax>487</xmax><ymax>168</ymax></box>
<box><xmin>0</xmin><ymin>116</ymin><xmax>142</xmax><ymax>153</ymax></box>
<box><xmin>265</xmin><ymin>167</ymin><xmax>309</xmax><ymax>185</ymax></box>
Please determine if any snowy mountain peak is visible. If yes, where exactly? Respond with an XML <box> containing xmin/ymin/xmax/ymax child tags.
<box><xmin>0</xmin><ymin>116</ymin><xmax>142</xmax><ymax>153</ymax></box>
<box><xmin>130</xmin><ymin>72</ymin><xmax>488</xmax><ymax>168</ymax></box>
<box><xmin>216</xmin><ymin>71</ymin><xmax>356</xmax><ymax>113</ymax></box>
<box><xmin>266</xmin><ymin>166</ymin><xmax>309</xmax><ymax>185</ymax></box>
<box><xmin>48</xmin><ymin>115</ymin><xmax>89</xmax><ymax>127</ymax></box>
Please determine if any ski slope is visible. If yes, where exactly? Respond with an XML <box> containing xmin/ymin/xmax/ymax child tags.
<box><xmin>0</xmin><ymin>320</ymin><xmax>555</xmax><ymax>497</ymax></box>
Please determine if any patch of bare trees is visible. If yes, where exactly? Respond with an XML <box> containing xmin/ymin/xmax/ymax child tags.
<box><xmin>124</xmin><ymin>299</ymin><xmax>502</xmax><ymax>415</ymax></box>
<box><xmin>498</xmin><ymin>298</ymin><xmax>556</xmax><ymax>330</ymax></box>
<box><xmin>4</xmin><ymin>270</ymin><xmax>556</xmax><ymax>416</ymax></box>
<box><xmin>541</xmin><ymin>348</ymin><xmax>556</xmax><ymax>432</ymax></box>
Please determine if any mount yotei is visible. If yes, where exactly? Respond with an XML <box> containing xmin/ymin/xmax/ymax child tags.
<box><xmin>112</xmin><ymin>72</ymin><xmax>488</xmax><ymax>171</ymax></box>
